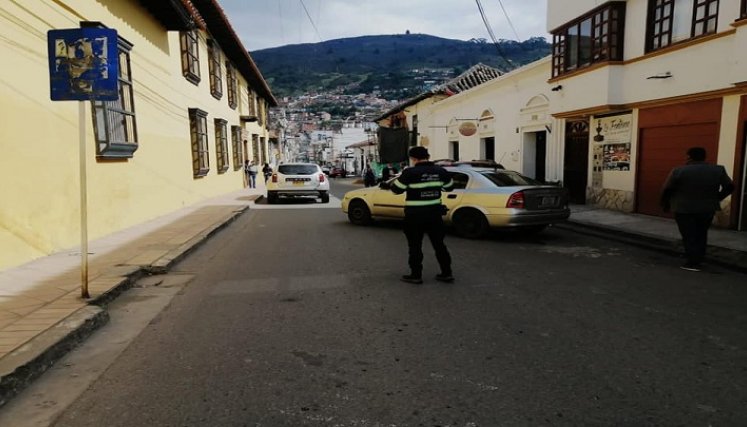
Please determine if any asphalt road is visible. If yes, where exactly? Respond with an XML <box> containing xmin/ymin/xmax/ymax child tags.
<box><xmin>41</xmin><ymin>180</ymin><xmax>747</xmax><ymax>426</ymax></box>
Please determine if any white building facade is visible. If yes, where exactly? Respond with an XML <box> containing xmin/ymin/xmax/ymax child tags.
<box><xmin>547</xmin><ymin>0</ymin><xmax>747</xmax><ymax>230</ymax></box>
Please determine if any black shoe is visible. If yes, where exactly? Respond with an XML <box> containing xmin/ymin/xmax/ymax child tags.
<box><xmin>400</xmin><ymin>274</ymin><xmax>423</xmax><ymax>284</ymax></box>
<box><xmin>435</xmin><ymin>273</ymin><xmax>455</xmax><ymax>283</ymax></box>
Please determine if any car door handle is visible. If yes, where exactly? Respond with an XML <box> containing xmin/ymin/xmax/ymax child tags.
<box><xmin>447</xmin><ymin>194</ymin><xmax>457</xmax><ymax>199</ymax></box>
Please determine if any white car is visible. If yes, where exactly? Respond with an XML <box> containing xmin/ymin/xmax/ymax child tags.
<box><xmin>266</xmin><ymin>163</ymin><xmax>330</xmax><ymax>204</ymax></box>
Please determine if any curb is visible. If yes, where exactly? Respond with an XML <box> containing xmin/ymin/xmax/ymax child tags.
<box><xmin>0</xmin><ymin>203</ymin><xmax>251</xmax><ymax>408</ymax></box>
<box><xmin>146</xmin><ymin>205</ymin><xmax>250</xmax><ymax>274</ymax></box>
<box><xmin>557</xmin><ymin>220</ymin><xmax>747</xmax><ymax>273</ymax></box>
<box><xmin>0</xmin><ymin>306</ymin><xmax>109</xmax><ymax>408</ymax></box>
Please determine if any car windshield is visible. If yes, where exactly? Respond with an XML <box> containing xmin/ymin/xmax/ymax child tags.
<box><xmin>278</xmin><ymin>165</ymin><xmax>318</xmax><ymax>175</ymax></box>
<box><xmin>482</xmin><ymin>171</ymin><xmax>542</xmax><ymax>187</ymax></box>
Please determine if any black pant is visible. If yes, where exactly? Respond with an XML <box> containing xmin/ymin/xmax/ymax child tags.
<box><xmin>403</xmin><ymin>207</ymin><xmax>451</xmax><ymax>277</ymax></box>
<box><xmin>674</xmin><ymin>212</ymin><xmax>714</xmax><ymax>265</ymax></box>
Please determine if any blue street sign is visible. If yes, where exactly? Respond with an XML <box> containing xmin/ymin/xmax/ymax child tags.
<box><xmin>48</xmin><ymin>28</ymin><xmax>119</xmax><ymax>101</ymax></box>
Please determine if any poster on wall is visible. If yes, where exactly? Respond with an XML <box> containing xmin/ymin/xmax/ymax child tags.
<box><xmin>592</xmin><ymin>113</ymin><xmax>632</xmax><ymax>171</ymax></box>
<box><xmin>602</xmin><ymin>144</ymin><xmax>631</xmax><ymax>170</ymax></box>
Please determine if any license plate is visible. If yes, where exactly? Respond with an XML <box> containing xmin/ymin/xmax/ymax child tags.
<box><xmin>540</xmin><ymin>196</ymin><xmax>556</xmax><ymax>207</ymax></box>
<box><xmin>293</xmin><ymin>181</ymin><xmax>305</xmax><ymax>186</ymax></box>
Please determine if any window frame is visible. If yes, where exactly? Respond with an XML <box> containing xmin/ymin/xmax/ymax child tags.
<box><xmin>226</xmin><ymin>61</ymin><xmax>238</xmax><ymax>109</ymax></box>
<box><xmin>92</xmin><ymin>37</ymin><xmax>138</xmax><ymax>159</ymax></box>
<box><xmin>231</xmin><ymin>125</ymin><xmax>243</xmax><ymax>171</ymax></box>
<box><xmin>189</xmin><ymin>108</ymin><xmax>210</xmax><ymax>177</ymax></box>
<box><xmin>180</xmin><ymin>30</ymin><xmax>200</xmax><ymax>85</ymax></box>
<box><xmin>214</xmin><ymin>118</ymin><xmax>229</xmax><ymax>173</ymax></box>
<box><xmin>551</xmin><ymin>1</ymin><xmax>626</xmax><ymax>78</ymax></box>
<box><xmin>646</xmin><ymin>0</ymin><xmax>719</xmax><ymax>52</ymax></box>
<box><xmin>208</xmin><ymin>40</ymin><xmax>223</xmax><ymax>100</ymax></box>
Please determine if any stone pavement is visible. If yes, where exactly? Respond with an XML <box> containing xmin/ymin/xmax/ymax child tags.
<box><xmin>0</xmin><ymin>183</ymin><xmax>744</xmax><ymax>408</ymax></box>
<box><xmin>0</xmin><ymin>186</ymin><xmax>265</xmax><ymax>406</ymax></box>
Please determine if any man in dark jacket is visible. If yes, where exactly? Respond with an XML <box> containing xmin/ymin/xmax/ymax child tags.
<box><xmin>391</xmin><ymin>146</ymin><xmax>454</xmax><ymax>284</ymax></box>
<box><xmin>660</xmin><ymin>147</ymin><xmax>734</xmax><ymax>271</ymax></box>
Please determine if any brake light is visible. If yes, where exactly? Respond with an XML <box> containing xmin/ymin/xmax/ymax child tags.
<box><xmin>271</xmin><ymin>173</ymin><xmax>278</xmax><ymax>183</ymax></box>
<box><xmin>506</xmin><ymin>191</ymin><xmax>525</xmax><ymax>208</ymax></box>
<box><xmin>319</xmin><ymin>173</ymin><xmax>325</xmax><ymax>183</ymax></box>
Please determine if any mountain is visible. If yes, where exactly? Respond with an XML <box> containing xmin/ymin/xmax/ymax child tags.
<box><xmin>251</xmin><ymin>34</ymin><xmax>550</xmax><ymax>99</ymax></box>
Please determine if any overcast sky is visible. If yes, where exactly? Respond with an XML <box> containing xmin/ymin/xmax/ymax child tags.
<box><xmin>218</xmin><ymin>0</ymin><xmax>549</xmax><ymax>52</ymax></box>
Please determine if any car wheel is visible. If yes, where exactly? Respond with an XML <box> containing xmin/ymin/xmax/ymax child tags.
<box><xmin>267</xmin><ymin>191</ymin><xmax>278</xmax><ymax>204</ymax></box>
<box><xmin>348</xmin><ymin>200</ymin><xmax>372</xmax><ymax>225</ymax></box>
<box><xmin>453</xmin><ymin>208</ymin><xmax>488</xmax><ymax>239</ymax></box>
<box><xmin>320</xmin><ymin>192</ymin><xmax>330</xmax><ymax>203</ymax></box>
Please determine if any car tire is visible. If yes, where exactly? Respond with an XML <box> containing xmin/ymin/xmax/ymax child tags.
<box><xmin>267</xmin><ymin>191</ymin><xmax>278</xmax><ymax>204</ymax></box>
<box><xmin>320</xmin><ymin>192</ymin><xmax>330</xmax><ymax>203</ymax></box>
<box><xmin>348</xmin><ymin>200</ymin><xmax>372</xmax><ymax>225</ymax></box>
<box><xmin>453</xmin><ymin>208</ymin><xmax>488</xmax><ymax>239</ymax></box>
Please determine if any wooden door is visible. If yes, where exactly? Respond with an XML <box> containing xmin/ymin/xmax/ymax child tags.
<box><xmin>563</xmin><ymin>120</ymin><xmax>589</xmax><ymax>204</ymax></box>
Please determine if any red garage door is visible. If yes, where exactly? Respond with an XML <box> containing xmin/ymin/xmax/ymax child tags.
<box><xmin>636</xmin><ymin>99</ymin><xmax>722</xmax><ymax>217</ymax></box>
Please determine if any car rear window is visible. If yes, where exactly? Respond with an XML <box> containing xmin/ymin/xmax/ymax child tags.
<box><xmin>278</xmin><ymin>165</ymin><xmax>318</xmax><ymax>175</ymax></box>
<box><xmin>482</xmin><ymin>171</ymin><xmax>542</xmax><ymax>187</ymax></box>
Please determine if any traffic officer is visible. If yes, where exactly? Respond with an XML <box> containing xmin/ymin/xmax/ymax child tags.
<box><xmin>391</xmin><ymin>146</ymin><xmax>454</xmax><ymax>284</ymax></box>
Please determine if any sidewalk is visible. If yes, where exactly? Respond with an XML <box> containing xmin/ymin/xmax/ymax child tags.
<box><xmin>0</xmin><ymin>186</ymin><xmax>265</xmax><ymax>407</ymax></box>
<box><xmin>556</xmin><ymin>205</ymin><xmax>747</xmax><ymax>272</ymax></box>
<box><xmin>0</xmin><ymin>189</ymin><xmax>744</xmax><ymax>408</ymax></box>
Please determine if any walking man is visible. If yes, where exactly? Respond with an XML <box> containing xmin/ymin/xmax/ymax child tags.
<box><xmin>391</xmin><ymin>146</ymin><xmax>454</xmax><ymax>284</ymax></box>
<box><xmin>660</xmin><ymin>147</ymin><xmax>734</xmax><ymax>271</ymax></box>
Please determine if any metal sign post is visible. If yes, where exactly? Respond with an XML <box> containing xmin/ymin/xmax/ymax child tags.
<box><xmin>48</xmin><ymin>27</ymin><xmax>119</xmax><ymax>299</ymax></box>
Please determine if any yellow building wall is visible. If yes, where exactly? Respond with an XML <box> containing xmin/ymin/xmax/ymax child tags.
<box><xmin>0</xmin><ymin>0</ymin><xmax>270</xmax><ymax>270</ymax></box>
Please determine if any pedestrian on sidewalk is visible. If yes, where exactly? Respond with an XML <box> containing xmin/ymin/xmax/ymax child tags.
<box><xmin>391</xmin><ymin>146</ymin><xmax>454</xmax><ymax>284</ymax></box>
<box><xmin>363</xmin><ymin>166</ymin><xmax>376</xmax><ymax>187</ymax></box>
<box><xmin>245</xmin><ymin>160</ymin><xmax>258</xmax><ymax>188</ymax></box>
<box><xmin>262</xmin><ymin>163</ymin><xmax>273</xmax><ymax>184</ymax></box>
<box><xmin>660</xmin><ymin>146</ymin><xmax>734</xmax><ymax>271</ymax></box>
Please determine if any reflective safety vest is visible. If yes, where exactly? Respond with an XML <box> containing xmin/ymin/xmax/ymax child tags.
<box><xmin>391</xmin><ymin>162</ymin><xmax>454</xmax><ymax>207</ymax></box>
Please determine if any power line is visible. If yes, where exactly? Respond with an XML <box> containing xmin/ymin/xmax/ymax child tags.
<box><xmin>298</xmin><ymin>0</ymin><xmax>323</xmax><ymax>43</ymax></box>
<box><xmin>475</xmin><ymin>0</ymin><xmax>513</xmax><ymax>69</ymax></box>
<box><xmin>497</xmin><ymin>0</ymin><xmax>521</xmax><ymax>41</ymax></box>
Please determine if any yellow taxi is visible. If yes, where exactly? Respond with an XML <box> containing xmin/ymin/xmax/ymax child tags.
<box><xmin>341</xmin><ymin>166</ymin><xmax>570</xmax><ymax>238</ymax></box>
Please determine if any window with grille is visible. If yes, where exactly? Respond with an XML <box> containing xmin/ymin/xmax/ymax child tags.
<box><xmin>208</xmin><ymin>40</ymin><xmax>222</xmax><ymax>99</ymax></box>
<box><xmin>180</xmin><ymin>30</ymin><xmax>200</xmax><ymax>85</ymax></box>
<box><xmin>646</xmin><ymin>0</ymin><xmax>719</xmax><ymax>52</ymax></box>
<box><xmin>215</xmin><ymin>119</ymin><xmax>229</xmax><ymax>173</ymax></box>
<box><xmin>551</xmin><ymin>2</ymin><xmax>625</xmax><ymax>78</ymax></box>
<box><xmin>247</xmin><ymin>90</ymin><xmax>257</xmax><ymax>118</ymax></box>
<box><xmin>189</xmin><ymin>108</ymin><xmax>209</xmax><ymax>177</ymax></box>
<box><xmin>92</xmin><ymin>37</ymin><xmax>138</xmax><ymax>158</ymax></box>
<box><xmin>226</xmin><ymin>62</ymin><xmax>238</xmax><ymax>109</ymax></box>
<box><xmin>231</xmin><ymin>125</ymin><xmax>243</xmax><ymax>170</ymax></box>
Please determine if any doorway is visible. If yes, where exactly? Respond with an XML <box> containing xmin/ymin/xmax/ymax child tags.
<box><xmin>523</xmin><ymin>131</ymin><xmax>547</xmax><ymax>182</ymax></box>
<box><xmin>563</xmin><ymin>120</ymin><xmax>589</xmax><ymax>203</ymax></box>
<box><xmin>739</xmin><ymin>122</ymin><xmax>747</xmax><ymax>230</ymax></box>
<box><xmin>481</xmin><ymin>137</ymin><xmax>495</xmax><ymax>160</ymax></box>
<box><xmin>450</xmin><ymin>141</ymin><xmax>460</xmax><ymax>161</ymax></box>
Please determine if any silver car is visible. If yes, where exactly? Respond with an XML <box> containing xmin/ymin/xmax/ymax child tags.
<box><xmin>341</xmin><ymin>166</ymin><xmax>570</xmax><ymax>238</ymax></box>
<box><xmin>266</xmin><ymin>163</ymin><xmax>331</xmax><ymax>204</ymax></box>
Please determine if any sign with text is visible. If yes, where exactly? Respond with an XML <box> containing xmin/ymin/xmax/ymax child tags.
<box><xmin>591</xmin><ymin>113</ymin><xmax>632</xmax><ymax>145</ymax></box>
<box><xmin>48</xmin><ymin>28</ymin><xmax>119</xmax><ymax>101</ymax></box>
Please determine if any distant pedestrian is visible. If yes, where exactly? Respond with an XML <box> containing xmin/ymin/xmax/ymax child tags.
<box><xmin>660</xmin><ymin>147</ymin><xmax>734</xmax><ymax>271</ymax></box>
<box><xmin>363</xmin><ymin>166</ymin><xmax>376</xmax><ymax>187</ymax></box>
<box><xmin>262</xmin><ymin>163</ymin><xmax>273</xmax><ymax>183</ymax></box>
<box><xmin>245</xmin><ymin>160</ymin><xmax>258</xmax><ymax>188</ymax></box>
<box><xmin>381</xmin><ymin>163</ymin><xmax>397</xmax><ymax>182</ymax></box>
<box><xmin>391</xmin><ymin>146</ymin><xmax>454</xmax><ymax>284</ymax></box>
